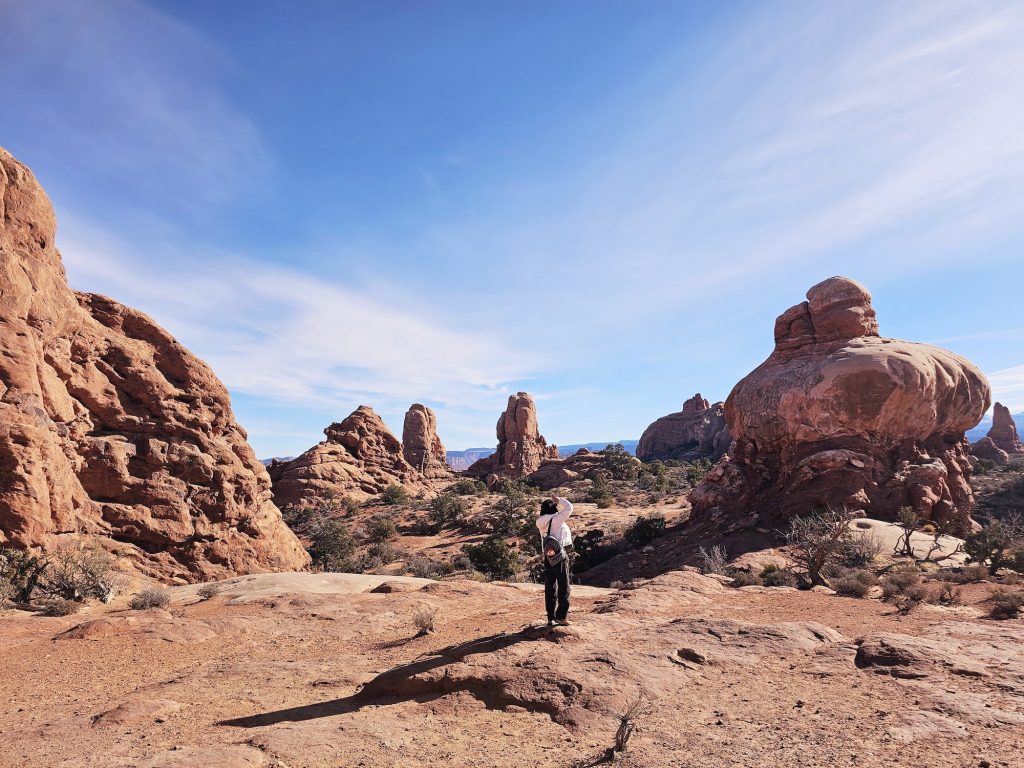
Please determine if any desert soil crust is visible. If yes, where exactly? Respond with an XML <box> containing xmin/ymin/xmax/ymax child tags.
<box><xmin>1</xmin><ymin>570</ymin><xmax>1021</xmax><ymax>768</ymax></box>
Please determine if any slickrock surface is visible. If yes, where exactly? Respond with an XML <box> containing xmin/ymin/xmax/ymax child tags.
<box><xmin>268</xmin><ymin>405</ymin><xmax>420</xmax><ymax>505</ymax></box>
<box><xmin>1</xmin><ymin>569</ymin><xmax>1020</xmax><ymax>767</ymax></box>
<box><xmin>402</xmin><ymin>403</ymin><xmax>452</xmax><ymax>479</ymax></box>
<box><xmin>636</xmin><ymin>393</ymin><xmax>730</xmax><ymax>462</ymax></box>
<box><xmin>691</xmin><ymin>277</ymin><xmax>990</xmax><ymax>534</ymax></box>
<box><xmin>0</xmin><ymin>147</ymin><xmax>307</xmax><ymax>580</ymax></box>
<box><xmin>468</xmin><ymin>392</ymin><xmax>559</xmax><ymax>483</ymax></box>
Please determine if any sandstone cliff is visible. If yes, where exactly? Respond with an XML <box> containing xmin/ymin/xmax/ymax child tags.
<box><xmin>690</xmin><ymin>276</ymin><xmax>990</xmax><ymax>534</ymax></box>
<box><xmin>0</xmin><ymin>148</ymin><xmax>308</xmax><ymax>580</ymax></box>
<box><xmin>636</xmin><ymin>393</ymin><xmax>730</xmax><ymax>462</ymax></box>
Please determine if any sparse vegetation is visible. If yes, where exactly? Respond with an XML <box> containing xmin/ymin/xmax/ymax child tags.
<box><xmin>406</xmin><ymin>555</ymin><xmax>451</xmax><ymax>579</ymax></box>
<box><xmin>0</xmin><ymin>547</ymin><xmax>47</xmax><ymax>604</ymax></box>
<box><xmin>613</xmin><ymin>694</ymin><xmax>651</xmax><ymax>754</ymax></box>
<box><xmin>760</xmin><ymin>564</ymin><xmax>798</xmax><ymax>587</ymax></box>
<box><xmin>366</xmin><ymin>514</ymin><xmax>399</xmax><ymax>542</ymax></box>
<box><xmin>681</xmin><ymin>458</ymin><xmax>712</xmax><ymax>487</ymax></box>
<box><xmin>129</xmin><ymin>587</ymin><xmax>171</xmax><ymax>610</ymax></box>
<box><xmin>197</xmin><ymin>583</ymin><xmax>221</xmax><ymax>600</ymax></box>
<box><xmin>428</xmin><ymin>492</ymin><xmax>468</xmax><ymax>532</ymax></box>
<box><xmin>697</xmin><ymin>545</ymin><xmax>728</xmax><ymax>575</ymax></box>
<box><xmin>41</xmin><ymin>597</ymin><xmax>80</xmax><ymax>616</ymax></box>
<box><xmin>412</xmin><ymin>606</ymin><xmax>438</xmax><ymax>635</ymax></box>
<box><xmin>363</xmin><ymin>542</ymin><xmax>402</xmax><ymax>570</ymax></box>
<box><xmin>449</xmin><ymin>478</ymin><xmax>487</xmax><ymax>496</ymax></box>
<box><xmin>988</xmin><ymin>589</ymin><xmax>1023</xmax><ymax>619</ymax></box>
<box><xmin>463</xmin><ymin>536</ymin><xmax>520</xmax><ymax>581</ymax></box>
<box><xmin>601</xmin><ymin>444</ymin><xmax>640</xmax><ymax>482</ymax></box>
<box><xmin>839</xmin><ymin>530</ymin><xmax>883</xmax><ymax>568</ymax></box>
<box><xmin>39</xmin><ymin>544</ymin><xmax>122</xmax><ymax>603</ymax></box>
<box><xmin>308</xmin><ymin>519</ymin><xmax>360</xmax><ymax>572</ymax></box>
<box><xmin>893</xmin><ymin>506</ymin><xmax>919</xmax><ymax>557</ymax></box>
<box><xmin>491</xmin><ymin>480</ymin><xmax>535</xmax><ymax>535</ymax></box>
<box><xmin>832</xmin><ymin>568</ymin><xmax>877</xmax><ymax>598</ymax></box>
<box><xmin>730</xmin><ymin>570</ymin><xmax>762</xmax><ymax>587</ymax></box>
<box><xmin>785</xmin><ymin>506</ymin><xmax>858</xmax><ymax>586</ymax></box>
<box><xmin>964</xmin><ymin>516</ymin><xmax>1023</xmax><ymax>575</ymax></box>
<box><xmin>881</xmin><ymin>564</ymin><xmax>922</xmax><ymax>600</ymax></box>
<box><xmin>587</xmin><ymin>473</ymin><xmax>614</xmax><ymax>508</ymax></box>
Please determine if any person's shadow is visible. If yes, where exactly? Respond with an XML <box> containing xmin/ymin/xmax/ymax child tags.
<box><xmin>220</xmin><ymin>625</ymin><xmax>556</xmax><ymax>728</ymax></box>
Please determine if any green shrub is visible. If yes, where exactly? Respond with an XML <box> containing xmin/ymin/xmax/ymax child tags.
<box><xmin>366</xmin><ymin>514</ymin><xmax>398</xmax><ymax>542</ymax></box>
<box><xmin>760</xmin><ymin>564</ymin><xmax>798</xmax><ymax>587</ymax></box>
<box><xmin>428</xmin><ymin>493</ymin><xmax>468</xmax><ymax>531</ymax></box>
<box><xmin>449</xmin><ymin>478</ymin><xmax>487</xmax><ymax>496</ymax></box>
<box><xmin>624</xmin><ymin>515</ymin><xmax>666</xmax><ymax>547</ymax></box>
<box><xmin>587</xmin><ymin>474</ymin><xmax>614</xmax><ymax>508</ymax></box>
<box><xmin>600</xmin><ymin>444</ymin><xmax>640</xmax><ymax>482</ymax></box>
<box><xmin>363</xmin><ymin>542</ymin><xmax>402</xmax><ymax>570</ymax></box>
<box><xmin>682</xmin><ymin>458</ymin><xmax>713</xmax><ymax>487</ymax></box>
<box><xmin>308</xmin><ymin>519</ymin><xmax>360</xmax><ymax>572</ymax></box>
<box><xmin>964</xmin><ymin>518</ymin><xmax>1022</xmax><ymax>575</ymax></box>
<box><xmin>491</xmin><ymin>481</ymin><xmax>534</xmax><ymax>535</ymax></box>
<box><xmin>988</xmin><ymin>590</ymin><xmax>1023</xmax><ymax>619</ymax></box>
<box><xmin>129</xmin><ymin>588</ymin><xmax>171</xmax><ymax>610</ymax></box>
<box><xmin>381</xmin><ymin>484</ymin><xmax>410</xmax><ymax>506</ymax></box>
<box><xmin>463</xmin><ymin>536</ymin><xmax>519</xmax><ymax>581</ymax></box>
<box><xmin>833</xmin><ymin>568</ymin><xmax>877</xmax><ymax>598</ymax></box>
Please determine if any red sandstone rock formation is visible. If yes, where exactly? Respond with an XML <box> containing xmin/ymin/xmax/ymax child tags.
<box><xmin>269</xmin><ymin>406</ymin><xmax>419</xmax><ymax>506</ymax></box>
<box><xmin>0</xmin><ymin>148</ymin><xmax>308</xmax><ymax>580</ymax></box>
<box><xmin>467</xmin><ymin>392</ymin><xmax>558</xmax><ymax>483</ymax></box>
<box><xmin>636</xmin><ymin>393</ymin><xmax>730</xmax><ymax>462</ymax></box>
<box><xmin>985</xmin><ymin>402</ymin><xmax>1023</xmax><ymax>455</ymax></box>
<box><xmin>971</xmin><ymin>437</ymin><xmax>1010</xmax><ymax>465</ymax></box>
<box><xmin>529</xmin><ymin>448</ymin><xmax>609</xmax><ymax>491</ymax></box>
<box><xmin>402</xmin><ymin>404</ymin><xmax>452</xmax><ymax>479</ymax></box>
<box><xmin>690</xmin><ymin>276</ymin><xmax>990</xmax><ymax>534</ymax></box>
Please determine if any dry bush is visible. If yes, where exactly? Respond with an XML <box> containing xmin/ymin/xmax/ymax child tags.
<box><xmin>786</xmin><ymin>506</ymin><xmax>858</xmax><ymax>586</ymax></box>
<box><xmin>730</xmin><ymin>571</ymin><xmax>762</xmax><ymax>588</ymax></box>
<box><xmin>988</xmin><ymin>590</ymin><xmax>1023</xmax><ymax>620</ymax></box>
<box><xmin>407</xmin><ymin>555</ymin><xmax>451</xmax><ymax>580</ymax></box>
<box><xmin>928</xmin><ymin>564</ymin><xmax>989</xmax><ymax>584</ymax></box>
<box><xmin>41</xmin><ymin>544</ymin><xmax>122</xmax><ymax>603</ymax></box>
<box><xmin>893</xmin><ymin>506</ymin><xmax>918</xmax><ymax>557</ymax></box>
<box><xmin>932</xmin><ymin>582</ymin><xmax>962</xmax><ymax>606</ymax></box>
<box><xmin>833</xmin><ymin>568</ymin><xmax>877</xmax><ymax>598</ymax></box>
<box><xmin>614</xmin><ymin>694</ymin><xmax>652</xmax><ymax>754</ymax></box>
<box><xmin>760</xmin><ymin>565</ymin><xmax>798</xmax><ymax>587</ymax></box>
<box><xmin>129</xmin><ymin>588</ymin><xmax>171</xmax><ymax>610</ymax></box>
<box><xmin>881</xmin><ymin>565</ymin><xmax>922</xmax><ymax>600</ymax></box>
<box><xmin>697</xmin><ymin>545</ymin><xmax>728</xmax><ymax>575</ymax></box>
<box><xmin>1</xmin><ymin>547</ymin><xmax>48</xmax><ymax>604</ymax></box>
<box><xmin>41</xmin><ymin>598</ymin><xmax>80</xmax><ymax>616</ymax></box>
<box><xmin>413</xmin><ymin>606</ymin><xmax>438</xmax><ymax>635</ymax></box>
<box><xmin>840</xmin><ymin>531</ymin><xmax>883</xmax><ymax>567</ymax></box>
<box><xmin>197</xmin><ymin>583</ymin><xmax>221</xmax><ymax>600</ymax></box>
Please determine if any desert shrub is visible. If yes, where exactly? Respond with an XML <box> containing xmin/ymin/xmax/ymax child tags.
<box><xmin>601</xmin><ymin>444</ymin><xmax>640</xmax><ymax>482</ymax></box>
<box><xmin>449</xmin><ymin>478</ymin><xmax>487</xmax><ymax>496</ymax></box>
<box><xmin>893</xmin><ymin>506</ymin><xmax>919</xmax><ymax>557</ymax></box>
<box><xmin>492</xmin><ymin>481</ymin><xmax>534</xmax><ymax>535</ymax></box>
<box><xmin>571</xmin><ymin>529</ymin><xmax>611</xmax><ymax>574</ymax></box>
<box><xmin>308</xmin><ymin>519</ymin><xmax>360</xmax><ymax>572</ymax></box>
<box><xmin>840</xmin><ymin>531</ymin><xmax>883</xmax><ymax>568</ymax></box>
<box><xmin>450</xmin><ymin>553</ymin><xmax>474</xmax><ymax>572</ymax></box>
<box><xmin>588</xmin><ymin>474</ymin><xmax>614</xmax><ymax>508</ymax></box>
<box><xmin>988</xmin><ymin>590</ymin><xmax>1024</xmax><ymax>619</ymax></box>
<box><xmin>760</xmin><ymin>564</ymin><xmax>798</xmax><ymax>587</ymax></box>
<box><xmin>363</xmin><ymin>542</ymin><xmax>402</xmax><ymax>570</ymax></box>
<box><xmin>730</xmin><ymin>570</ymin><xmax>762</xmax><ymax>587</ymax></box>
<box><xmin>964</xmin><ymin>516</ymin><xmax>1022</xmax><ymax>575</ymax></box>
<box><xmin>610</xmin><ymin>580</ymin><xmax>625</xmax><ymax>589</ymax></box>
<box><xmin>413</xmin><ymin>606</ymin><xmax>438</xmax><ymax>635</ymax></box>
<box><xmin>697</xmin><ymin>545</ymin><xmax>729</xmax><ymax>575</ymax></box>
<box><xmin>129</xmin><ymin>588</ymin><xmax>171</xmax><ymax>610</ymax></box>
<box><xmin>624</xmin><ymin>515</ymin><xmax>666</xmax><ymax>547</ymax></box>
<box><xmin>1011</xmin><ymin>550</ymin><xmax>1024</xmax><ymax>574</ymax></box>
<box><xmin>41</xmin><ymin>598</ymin><xmax>80</xmax><ymax>616</ymax></box>
<box><xmin>407</xmin><ymin>555</ymin><xmax>450</xmax><ymax>579</ymax></box>
<box><xmin>380</xmin><ymin>484</ymin><xmax>410</xmax><ymax>506</ymax></box>
<box><xmin>682</xmin><ymin>459</ymin><xmax>713</xmax><ymax>487</ymax></box>
<box><xmin>463</xmin><ymin>536</ymin><xmax>519</xmax><ymax>581</ymax></box>
<box><xmin>973</xmin><ymin>458</ymin><xmax>997</xmax><ymax>475</ymax></box>
<box><xmin>0</xmin><ymin>547</ymin><xmax>48</xmax><ymax>604</ymax></box>
<box><xmin>197</xmin><ymin>583</ymin><xmax>220</xmax><ymax>600</ymax></box>
<box><xmin>932</xmin><ymin>582</ymin><xmax>962</xmax><ymax>606</ymax></box>
<box><xmin>40</xmin><ymin>544</ymin><xmax>122</xmax><ymax>603</ymax></box>
<box><xmin>893</xmin><ymin>583</ymin><xmax>930</xmax><ymax>614</ymax></box>
<box><xmin>366</xmin><ymin>514</ymin><xmax>398</xmax><ymax>542</ymax></box>
<box><xmin>881</xmin><ymin>565</ymin><xmax>922</xmax><ymax>600</ymax></box>
<box><xmin>428</xmin><ymin>492</ymin><xmax>468</xmax><ymax>532</ymax></box>
<box><xmin>786</xmin><ymin>506</ymin><xmax>858</xmax><ymax>586</ymax></box>
<box><xmin>833</xmin><ymin>574</ymin><xmax>872</xmax><ymax>598</ymax></box>
<box><xmin>612</xmin><ymin>694</ymin><xmax>651</xmax><ymax>755</ymax></box>
<box><xmin>638</xmin><ymin>462</ymin><xmax>671</xmax><ymax>495</ymax></box>
<box><xmin>929</xmin><ymin>564</ymin><xmax>989</xmax><ymax>584</ymax></box>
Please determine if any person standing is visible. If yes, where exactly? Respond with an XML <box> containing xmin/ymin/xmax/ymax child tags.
<box><xmin>536</xmin><ymin>495</ymin><xmax>573</xmax><ymax>626</ymax></box>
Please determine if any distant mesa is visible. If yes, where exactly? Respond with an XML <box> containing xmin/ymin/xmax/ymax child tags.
<box><xmin>636</xmin><ymin>393</ymin><xmax>730</xmax><ymax>462</ymax></box>
<box><xmin>0</xmin><ymin>147</ymin><xmax>308</xmax><ymax>580</ymax></box>
<box><xmin>466</xmin><ymin>392</ymin><xmax>559</xmax><ymax>485</ymax></box>
<box><xmin>970</xmin><ymin>402</ymin><xmax>1024</xmax><ymax>464</ymax></box>
<box><xmin>446</xmin><ymin>447</ymin><xmax>494</xmax><ymax>471</ymax></box>
<box><xmin>690</xmin><ymin>276</ymin><xmax>991</xmax><ymax>534</ymax></box>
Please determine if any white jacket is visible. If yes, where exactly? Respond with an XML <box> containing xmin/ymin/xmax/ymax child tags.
<box><xmin>536</xmin><ymin>497</ymin><xmax>573</xmax><ymax>548</ymax></box>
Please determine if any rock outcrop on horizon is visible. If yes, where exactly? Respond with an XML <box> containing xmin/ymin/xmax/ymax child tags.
<box><xmin>0</xmin><ymin>147</ymin><xmax>308</xmax><ymax>580</ymax></box>
<box><xmin>269</xmin><ymin>406</ymin><xmax>420</xmax><ymax>507</ymax></box>
<box><xmin>975</xmin><ymin>402</ymin><xmax>1024</xmax><ymax>460</ymax></box>
<box><xmin>467</xmin><ymin>392</ymin><xmax>558</xmax><ymax>483</ymax></box>
<box><xmin>529</xmin><ymin>448</ymin><xmax>609</xmax><ymax>491</ymax></box>
<box><xmin>636</xmin><ymin>393</ymin><xmax>730</xmax><ymax>462</ymax></box>
<box><xmin>401</xmin><ymin>404</ymin><xmax>452</xmax><ymax>479</ymax></box>
<box><xmin>690</xmin><ymin>276</ymin><xmax>990</xmax><ymax>534</ymax></box>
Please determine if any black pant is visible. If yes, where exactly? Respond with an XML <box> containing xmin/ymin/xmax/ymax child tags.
<box><xmin>543</xmin><ymin>556</ymin><xmax>571</xmax><ymax>621</ymax></box>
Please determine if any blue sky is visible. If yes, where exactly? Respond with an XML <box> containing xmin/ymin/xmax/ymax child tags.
<box><xmin>1</xmin><ymin>0</ymin><xmax>1022</xmax><ymax>457</ymax></box>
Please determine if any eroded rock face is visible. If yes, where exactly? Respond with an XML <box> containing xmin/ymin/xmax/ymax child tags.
<box><xmin>985</xmin><ymin>403</ymin><xmax>1023</xmax><ymax>455</ymax></box>
<box><xmin>401</xmin><ymin>404</ymin><xmax>451</xmax><ymax>479</ymax></box>
<box><xmin>636</xmin><ymin>393</ymin><xmax>730</xmax><ymax>462</ymax></box>
<box><xmin>0</xmin><ymin>148</ymin><xmax>308</xmax><ymax>580</ymax></box>
<box><xmin>528</xmin><ymin>448</ymin><xmax>607</xmax><ymax>491</ymax></box>
<box><xmin>467</xmin><ymin>392</ymin><xmax>558</xmax><ymax>482</ymax></box>
<box><xmin>269</xmin><ymin>406</ymin><xmax>418</xmax><ymax>506</ymax></box>
<box><xmin>690</xmin><ymin>277</ymin><xmax>990</xmax><ymax>534</ymax></box>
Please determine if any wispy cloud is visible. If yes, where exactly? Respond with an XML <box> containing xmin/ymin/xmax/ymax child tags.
<box><xmin>987</xmin><ymin>365</ymin><xmax>1024</xmax><ymax>414</ymax></box>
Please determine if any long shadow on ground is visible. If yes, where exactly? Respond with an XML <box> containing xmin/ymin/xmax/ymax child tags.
<box><xmin>220</xmin><ymin>627</ymin><xmax>553</xmax><ymax>728</ymax></box>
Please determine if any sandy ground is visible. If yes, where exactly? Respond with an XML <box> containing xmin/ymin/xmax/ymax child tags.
<box><xmin>1</xmin><ymin>566</ymin><xmax>1021</xmax><ymax>768</ymax></box>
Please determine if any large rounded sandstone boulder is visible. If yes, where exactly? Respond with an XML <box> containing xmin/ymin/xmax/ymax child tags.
<box><xmin>0</xmin><ymin>147</ymin><xmax>309</xmax><ymax>580</ymax></box>
<box><xmin>691</xmin><ymin>277</ymin><xmax>990</xmax><ymax>534</ymax></box>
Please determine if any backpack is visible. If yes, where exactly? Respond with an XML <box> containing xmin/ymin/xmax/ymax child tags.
<box><xmin>542</xmin><ymin>517</ymin><xmax>566</xmax><ymax>566</ymax></box>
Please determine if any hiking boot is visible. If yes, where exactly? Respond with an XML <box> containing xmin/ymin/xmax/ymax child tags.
<box><xmin>555</xmin><ymin>618</ymin><xmax>570</xmax><ymax>626</ymax></box>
